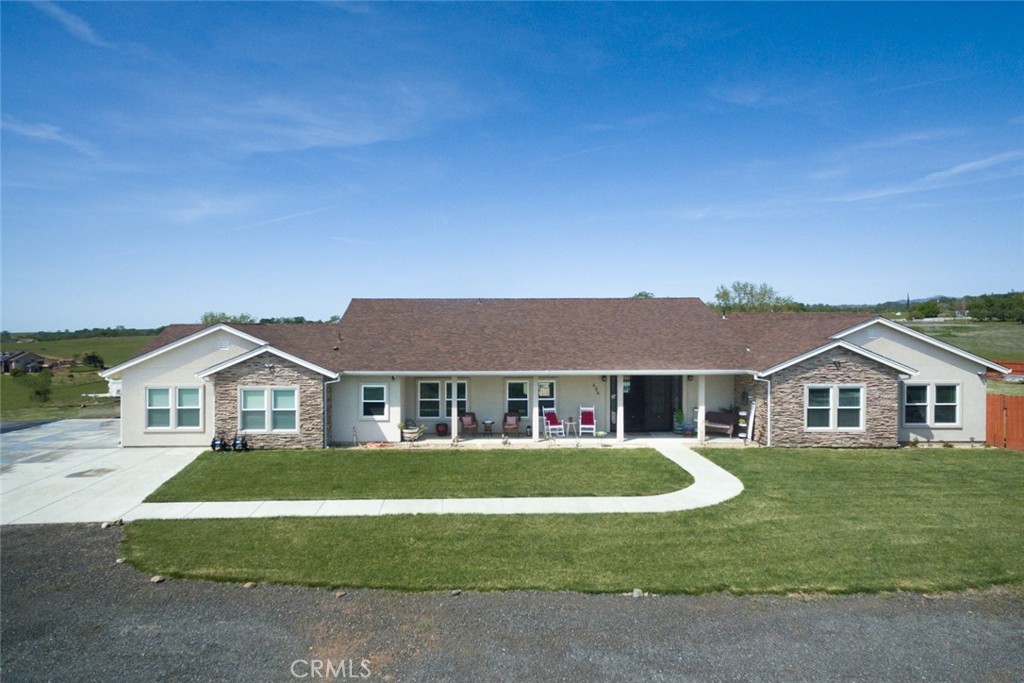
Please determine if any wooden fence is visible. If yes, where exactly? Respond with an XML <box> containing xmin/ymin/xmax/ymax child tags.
<box><xmin>987</xmin><ymin>393</ymin><xmax>1024</xmax><ymax>450</ymax></box>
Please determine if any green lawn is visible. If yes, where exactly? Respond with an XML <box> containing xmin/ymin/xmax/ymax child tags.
<box><xmin>0</xmin><ymin>372</ymin><xmax>120</xmax><ymax>420</ymax></box>
<box><xmin>124</xmin><ymin>447</ymin><xmax>1024</xmax><ymax>595</ymax></box>
<box><xmin>145</xmin><ymin>448</ymin><xmax>693</xmax><ymax>501</ymax></box>
<box><xmin>0</xmin><ymin>335</ymin><xmax>151</xmax><ymax>421</ymax></box>
<box><xmin>907</xmin><ymin>321</ymin><xmax>1024</xmax><ymax>361</ymax></box>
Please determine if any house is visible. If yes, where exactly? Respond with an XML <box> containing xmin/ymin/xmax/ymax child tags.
<box><xmin>100</xmin><ymin>298</ymin><xmax>1010</xmax><ymax>449</ymax></box>
<box><xmin>1</xmin><ymin>351</ymin><xmax>43</xmax><ymax>374</ymax></box>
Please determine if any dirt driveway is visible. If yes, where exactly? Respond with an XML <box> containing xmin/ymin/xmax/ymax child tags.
<box><xmin>1</xmin><ymin>420</ymin><xmax>203</xmax><ymax>524</ymax></box>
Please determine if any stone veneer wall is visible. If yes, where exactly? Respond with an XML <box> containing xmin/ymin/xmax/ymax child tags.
<box><xmin>769</xmin><ymin>348</ymin><xmax>900</xmax><ymax>448</ymax></box>
<box><xmin>212</xmin><ymin>353</ymin><xmax>327</xmax><ymax>449</ymax></box>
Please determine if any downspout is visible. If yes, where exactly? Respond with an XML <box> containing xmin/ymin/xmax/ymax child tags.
<box><xmin>323</xmin><ymin>374</ymin><xmax>342</xmax><ymax>448</ymax></box>
<box><xmin>753</xmin><ymin>374</ymin><xmax>772</xmax><ymax>447</ymax></box>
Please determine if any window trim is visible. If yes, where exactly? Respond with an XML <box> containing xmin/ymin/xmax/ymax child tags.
<box><xmin>804</xmin><ymin>384</ymin><xmax>864</xmax><ymax>432</ymax></box>
<box><xmin>360</xmin><ymin>383</ymin><xmax>389</xmax><ymax>421</ymax></box>
<box><xmin>146</xmin><ymin>386</ymin><xmax>203</xmax><ymax>431</ymax></box>
<box><xmin>506</xmin><ymin>380</ymin><xmax>530</xmax><ymax>418</ymax></box>
<box><xmin>902</xmin><ymin>383</ymin><xmax>962</xmax><ymax>428</ymax></box>
<box><xmin>537</xmin><ymin>379</ymin><xmax>556</xmax><ymax>415</ymax></box>
<box><xmin>417</xmin><ymin>380</ymin><xmax>469</xmax><ymax>420</ymax></box>
<box><xmin>239</xmin><ymin>386</ymin><xmax>299</xmax><ymax>433</ymax></box>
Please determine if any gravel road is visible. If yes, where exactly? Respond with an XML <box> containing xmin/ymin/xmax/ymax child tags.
<box><xmin>2</xmin><ymin>524</ymin><xmax>1021</xmax><ymax>682</ymax></box>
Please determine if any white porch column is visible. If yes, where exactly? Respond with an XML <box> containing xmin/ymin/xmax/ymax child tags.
<box><xmin>697</xmin><ymin>375</ymin><xmax>707</xmax><ymax>442</ymax></box>
<box><xmin>616</xmin><ymin>374</ymin><xmax>625</xmax><ymax>442</ymax></box>
<box><xmin>531</xmin><ymin>376</ymin><xmax>541</xmax><ymax>442</ymax></box>
<box><xmin>450</xmin><ymin>375</ymin><xmax>459</xmax><ymax>440</ymax></box>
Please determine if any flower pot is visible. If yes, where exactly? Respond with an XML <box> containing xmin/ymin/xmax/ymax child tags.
<box><xmin>435</xmin><ymin>423</ymin><xmax>449</xmax><ymax>436</ymax></box>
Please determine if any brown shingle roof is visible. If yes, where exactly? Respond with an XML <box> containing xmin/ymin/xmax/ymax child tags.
<box><xmin>131</xmin><ymin>301</ymin><xmax>879</xmax><ymax>375</ymax></box>
<box><xmin>727</xmin><ymin>311</ymin><xmax>877</xmax><ymax>370</ymax></box>
<box><xmin>333</xmin><ymin>298</ymin><xmax>747</xmax><ymax>372</ymax></box>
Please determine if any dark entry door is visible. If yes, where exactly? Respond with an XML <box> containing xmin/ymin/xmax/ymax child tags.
<box><xmin>624</xmin><ymin>376</ymin><xmax>674</xmax><ymax>432</ymax></box>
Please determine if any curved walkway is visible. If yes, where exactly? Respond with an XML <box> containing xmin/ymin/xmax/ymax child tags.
<box><xmin>124</xmin><ymin>439</ymin><xmax>744</xmax><ymax>521</ymax></box>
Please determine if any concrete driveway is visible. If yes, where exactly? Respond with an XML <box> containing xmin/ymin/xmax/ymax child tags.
<box><xmin>1</xmin><ymin>420</ymin><xmax>203</xmax><ymax>525</ymax></box>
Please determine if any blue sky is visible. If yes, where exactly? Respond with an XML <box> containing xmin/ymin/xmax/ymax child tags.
<box><xmin>2</xmin><ymin>2</ymin><xmax>1022</xmax><ymax>331</ymax></box>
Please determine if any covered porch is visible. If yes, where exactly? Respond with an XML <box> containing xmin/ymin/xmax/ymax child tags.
<box><xmin>361</xmin><ymin>372</ymin><xmax>755</xmax><ymax>445</ymax></box>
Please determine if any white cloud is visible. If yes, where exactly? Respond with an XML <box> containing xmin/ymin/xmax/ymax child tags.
<box><xmin>1</xmin><ymin>116</ymin><xmax>98</xmax><ymax>155</ymax></box>
<box><xmin>33</xmin><ymin>1</ymin><xmax>116</xmax><ymax>49</ymax></box>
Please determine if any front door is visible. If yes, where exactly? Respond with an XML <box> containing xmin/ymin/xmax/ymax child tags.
<box><xmin>623</xmin><ymin>376</ymin><xmax>674</xmax><ymax>432</ymax></box>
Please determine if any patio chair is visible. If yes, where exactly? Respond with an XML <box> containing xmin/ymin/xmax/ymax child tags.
<box><xmin>543</xmin><ymin>409</ymin><xmax>565</xmax><ymax>437</ymax></box>
<box><xmin>579</xmin><ymin>406</ymin><xmax>597</xmax><ymax>436</ymax></box>
<box><xmin>502</xmin><ymin>411</ymin><xmax>521</xmax><ymax>436</ymax></box>
<box><xmin>460</xmin><ymin>412</ymin><xmax>478</xmax><ymax>437</ymax></box>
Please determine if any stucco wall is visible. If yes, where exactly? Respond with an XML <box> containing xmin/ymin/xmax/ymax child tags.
<box><xmin>769</xmin><ymin>348</ymin><xmax>901</xmax><ymax>448</ymax></box>
<box><xmin>116</xmin><ymin>329</ymin><xmax>260</xmax><ymax>447</ymax></box>
<box><xmin>331</xmin><ymin>375</ymin><xmax>616</xmax><ymax>444</ymax></box>
<box><xmin>843</xmin><ymin>322</ymin><xmax>990</xmax><ymax>443</ymax></box>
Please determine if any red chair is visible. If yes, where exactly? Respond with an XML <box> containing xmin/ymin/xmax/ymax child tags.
<box><xmin>543</xmin><ymin>409</ymin><xmax>565</xmax><ymax>437</ymax></box>
<box><xmin>579</xmin><ymin>406</ymin><xmax>597</xmax><ymax>436</ymax></box>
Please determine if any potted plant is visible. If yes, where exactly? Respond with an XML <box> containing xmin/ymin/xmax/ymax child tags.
<box><xmin>673</xmin><ymin>409</ymin><xmax>686</xmax><ymax>434</ymax></box>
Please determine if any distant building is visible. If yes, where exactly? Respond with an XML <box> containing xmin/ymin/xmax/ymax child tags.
<box><xmin>1</xmin><ymin>351</ymin><xmax>43</xmax><ymax>374</ymax></box>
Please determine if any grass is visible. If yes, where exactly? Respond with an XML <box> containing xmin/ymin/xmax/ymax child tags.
<box><xmin>0</xmin><ymin>372</ymin><xmax>120</xmax><ymax>421</ymax></box>
<box><xmin>145</xmin><ymin>448</ymin><xmax>693</xmax><ymax>501</ymax></box>
<box><xmin>1</xmin><ymin>335</ymin><xmax>152</xmax><ymax>421</ymax></box>
<box><xmin>1</xmin><ymin>335</ymin><xmax>155</xmax><ymax>367</ymax></box>
<box><xmin>906</xmin><ymin>321</ymin><xmax>1024</xmax><ymax>361</ymax></box>
<box><xmin>124</xmin><ymin>447</ymin><xmax>1024</xmax><ymax>595</ymax></box>
<box><xmin>989</xmin><ymin>380</ymin><xmax>1024</xmax><ymax>397</ymax></box>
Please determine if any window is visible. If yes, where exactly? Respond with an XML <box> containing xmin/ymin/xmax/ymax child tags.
<box><xmin>361</xmin><ymin>384</ymin><xmax>387</xmax><ymax>419</ymax></box>
<box><xmin>272</xmin><ymin>389</ymin><xmax>297</xmax><ymax>430</ymax></box>
<box><xmin>805</xmin><ymin>385</ymin><xmax>863</xmax><ymax>431</ymax></box>
<box><xmin>903</xmin><ymin>383</ymin><xmax>960</xmax><ymax>427</ymax></box>
<box><xmin>147</xmin><ymin>387</ymin><xmax>202</xmax><ymax>429</ymax></box>
<box><xmin>241</xmin><ymin>389</ymin><xmax>267</xmax><ymax>430</ymax></box>
<box><xmin>537</xmin><ymin>380</ymin><xmax>556</xmax><ymax>414</ymax></box>
<box><xmin>806</xmin><ymin>387</ymin><xmax>831</xmax><ymax>428</ymax></box>
<box><xmin>904</xmin><ymin>385</ymin><xmax>928</xmax><ymax>425</ymax></box>
<box><xmin>507</xmin><ymin>380</ymin><xmax>529</xmax><ymax>417</ymax></box>
<box><xmin>934</xmin><ymin>385</ymin><xmax>958</xmax><ymax>424</ymax></box>
<box><xmin>418</xmin><ymin>381</ymin><xmax>441</xmax><ymax>418</ymax></box>
<box><xmin>146</xmin><ymin>388</ymin><xmax>171</xmax><ymax>428</ymax></box>
<box><xmin>241</xmin><ymin>387</ymin><xmax>297</xmax><ymax>432</ymax></box>
<box><xmin>417</xmin><ymin>381</ymin><xmax>468</xmax><ymax>419</ymax></box>
<box><xmin>445</xmin><ymin>381</ymin><xmax>467</xmax><ymax>418</ymax></box>
<box><xmin>177</xmin><ymin>388</ymin><xmax>201</xmax><ymax>428</ymax></box>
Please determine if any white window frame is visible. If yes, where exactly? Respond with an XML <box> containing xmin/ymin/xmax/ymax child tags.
<box><xmin>146</xmin><ymin>387</ymin><xmax>172</xmax><ymax>430</ymax></box>
<box><xmin>804</xmin><ymin>384</ymin><xmax>864</xmax><ymax>431</ymax></box>
<box><xmin>417</xmin><ymin>380</ymin><xmax>468</xmax><ymax>419</ymax></box>
<box><xmin>902</xmin><ymin>383</ymin><xmax>961</xmax><ymax>428</ymax></box>
<box><xmin>445</xmin><ymin>381</ymin><xmax>468</xmax><ymax>418</ymax></box>
<box><xmin>146</xmin><ymin>386</ymin><xmax>203</xmax><ymax>431</ymax></box>
<box><xmin>360</xmin><ymin>383</ymin><xmax>389</xmax><ymax>421</ymax></box>
<box><xmin>239</xmin><ymin>386</ymin><xmax>299</xmax><ymax>433</ymax></box>
<box><xmin>417</xmin><ymin>380</ymin><xmax>442</xmax><ymax>419</ymax></box>
<box><xmin>537</xmin><ymin>379</ymin><xmax>556</xmax><ymax>414</ymax></box>
<box><xmin>506</xmin><ymin>380</ymin><xmax>530</xmax><ymax>418</ymax></box>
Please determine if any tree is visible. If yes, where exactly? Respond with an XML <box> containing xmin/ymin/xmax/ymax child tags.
<box><xmin>81</xmin><ymin>352</ymin><xmax>105</xmax><ymax>369</ymax></box>
<box><xmin>632</xmin><ymin>291</ymin><xmax>655</xmax><ymax>299</ymax></box>
<box><xmin>712</xmin><ymin>281</ymin><xmax>795</xmax><ymax>312</ymax></box>
<box><xmin>200</xmin><ymin>311</ymin><xmax>256</xmax><ymax>324</ymax></box>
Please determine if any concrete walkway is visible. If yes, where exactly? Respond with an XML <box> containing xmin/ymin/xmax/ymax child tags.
<box><xmin>1</xmin><ymin>420</ymin><xmax>744</xmax><ymax>523</ymax></box>
<box><xmin>124</xmin><ymin>438</ymin><xmax>744</xmax><ymax>521</ymax></box>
